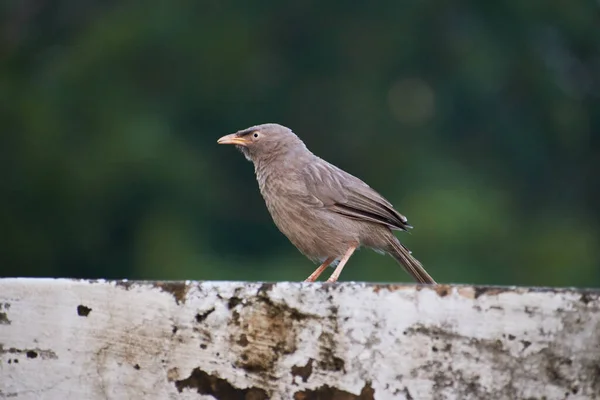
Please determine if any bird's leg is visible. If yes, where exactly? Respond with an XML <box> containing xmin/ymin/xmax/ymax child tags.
<box><xmin>304</xmin><ymin>256</ymin><xmax>335</xmax><ymax>282</ymax></box>
<box><xmin>326</xmin><ymin>244</ymin><xmax>358</xmax><ymax>283</ymax></box>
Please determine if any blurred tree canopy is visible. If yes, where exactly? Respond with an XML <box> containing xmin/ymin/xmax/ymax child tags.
<box><xmin>1</xmin><ymin>1</ymin><xmax>599</xmax><ymax>286</ymax></box>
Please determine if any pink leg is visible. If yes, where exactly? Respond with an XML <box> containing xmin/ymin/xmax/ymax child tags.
<box><xmin>326</xmin><ymin>245</ymin><xmax>358</xmax><ymax>283</ymax></box>
<box><xmin>305</xmin><ymin>257</ymin><xmax>335</xmax><ymax>282</ymax></box>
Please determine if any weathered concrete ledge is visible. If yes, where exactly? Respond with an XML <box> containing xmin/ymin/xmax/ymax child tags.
<box><xmin>0</xmin><ymin>279</ymin><xmax>598</xmax><ymax>399</ymax></box>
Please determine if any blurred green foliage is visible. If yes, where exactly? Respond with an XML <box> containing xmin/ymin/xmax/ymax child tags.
<box><xmin>2</xmin><ymin>1</ymin><xmax>599</xmax><ymax>286</ymax></box>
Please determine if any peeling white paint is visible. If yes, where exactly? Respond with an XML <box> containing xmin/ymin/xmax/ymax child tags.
<box><xmin>0</xmin><ymin>279</ymin><xmax>599</xmax><ymax>399</ymax></box>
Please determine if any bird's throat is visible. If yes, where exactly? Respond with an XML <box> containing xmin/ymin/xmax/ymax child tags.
<box><xmin>236</xmin><ymin>145</ymin><xmax>252</xmax><ymax>161</ymax></box>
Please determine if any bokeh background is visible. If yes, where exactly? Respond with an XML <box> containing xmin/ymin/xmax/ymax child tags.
<box><xmin>2</xmin><ymin>1</ymin><xmax>599</xmax><ymax>287</ymax></box>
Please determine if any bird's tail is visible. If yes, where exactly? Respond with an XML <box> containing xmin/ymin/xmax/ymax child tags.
<box><xmin>386</xmin><ymin>236</ymin><xmax>436</xmax><ymax>284</ymax></box>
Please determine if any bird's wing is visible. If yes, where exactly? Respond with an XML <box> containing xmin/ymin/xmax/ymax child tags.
<box><xmin>302</xmin><ymin>159</ymin><xmax>412</xmax><ymax>231</ymax></box>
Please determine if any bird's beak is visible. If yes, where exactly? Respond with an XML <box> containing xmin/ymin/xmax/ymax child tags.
<box><xmin>217</xmin><ymin>133</ymin><xmax>249</xmax><ymax>146</ymax></box>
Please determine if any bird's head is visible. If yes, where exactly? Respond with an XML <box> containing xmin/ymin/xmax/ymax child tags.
<box><xmin>217</xmin><ymin>123</ymin><xmax>305</xmax><ymax>163</ymax></box>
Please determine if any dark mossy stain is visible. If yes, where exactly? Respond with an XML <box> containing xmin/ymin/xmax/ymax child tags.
<box><xmin>473</xmin><ymin>286</ymin><xmax>488</xmax><ymax>299</ymax></box>
<box><xmin>237</xmin><ymin>334</ymin><xmax>249</xmax><ymax>347</ymax></box>
<box><xmin>571</xmin><ymin>385</ymin><xmax>579</xmax><ymax>394</ymax></box>
<box><xmin>474</xmin><ymin>286</ymin><xmax>510</xmax><ymax>299</ymax></box>
<box><xmin>431</xmin><ymin>367</ymin><xmax>456</xmax><ymax>390</ymax></box>
<box><xmin>77</xmin><ymin>305</ymin><xmax>92</xmax><ymax>317</ymax></box>
<box><xmin>257</xmin><ymin>283</ymin><xmax>275</xmax><ymax>296</ymax></box>
<box><xmin>402</xmin><ymin>387</ymin><xmax>414</xmax><ymax>400</ymax></box>
<box><xmin>229</xmin><ymin>289</ymin><xmax>320</xmax><ymax>374</ymax></box>
<box><xmin>254</xmin><ymin>289</ymin><xmax>317</xmax><ymax>322</ymax></box>
<box><xmin>0</xmin><ymin>312</ymin><xmax>10</xmax><ymax>325</ymax></box>
<box><xmin>293</xmin><ymin>381</ymin><xmax>374</xmax><ymax>400</ymax></box>
<box><xmin>115</xmin><ymin>280</ymin><xmax>135</xmax><ymax>290</ymax></box>
<box><xmin>227</xmin><ymin>287</ymin><xmax>245</xmax><ymax>310</ymax></box>
<box><xmin>405</xmin><ymin>324</ymin><xmax>463</xmax><ymax>341</ymax></box>
<box><xmin>175</xmin><ymin>367</ymin><xmax>269</xmax><ymax>399</ymax></box>
<box><xmin>580</xmin><ymin>293</ymin><xmax>596</xmax><ymax>305</ymax></box>
<box><xmin>195</xmin><ymin>307</ymin><xmax>215</xmax><ymax>323</ymax></box>
<box><xmin>545</xmin><ymin>355</ymin><xmax>574</xmax><ymax>386</ymax></box>
<box><xmin>316</xmin><ymin>306</ymin><xmax>345</xmax><ymax>373</ymax></box>
<box><xmin>524</xmin><ymin>306</ymin><xmax>538</xmax><ymax>315</ymax></box>
<box><xmin>231</xmin><ymin>309</ymin><xmax>241</xmax><ymax>325</ymax></box>
<box><xmin>317</xmin><ymin>346</ymin><xmax>345</xmax><ymax>373</ymax></box>
<box><xmin>291</xmin><ymin>358</ymin><xmax>314</xmax><ymax>383</ymax></box>
<box><xmin>317</xmin><ymin>333</ymin><xmax>345</xmax><ymax>373</ymax></box>
<box><xmin>430</xmin><ymin>365</ymin><xmax>488</xmax><ymax>397</ymax></box>
<box><xmin>117</xmin><ymin>280</ymin><xmax>189</xmax><ymax>304</ymax></box>
<box><xmin>1</xmin><ymin>347</ymin><xmax>57</xmax><ymax>360</ymax></box>
<box><xmin>153</xmin><ymin>281</ymin><xmax>189</xmax><ymax>305</ymax></box>
<box><xmin>228</xmin><ymin>296</ymin><xmax>242</xmax><ymax>309</ymax></box>
<box><xmin>435</xmin><ymin>285</ymin><xmax>451</xmax><ymax>297</ymax></box>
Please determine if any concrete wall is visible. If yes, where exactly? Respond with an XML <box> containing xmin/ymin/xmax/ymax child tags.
<box><xmin>1</xmin><ymin>279</ymin><xmax>599</xmax><ymax>399</ymax></box>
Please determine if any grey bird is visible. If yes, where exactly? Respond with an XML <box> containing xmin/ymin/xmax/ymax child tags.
<box><xmin>217</xmin><ymin>123</ymin><xmax>436</xmax><ymax>284</ymax></box>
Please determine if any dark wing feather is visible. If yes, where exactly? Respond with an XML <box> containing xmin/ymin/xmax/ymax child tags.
<box><xmin>303</xmin><ymin>159</ymin><xmax>412</xmax><ymax>231</ymax></box>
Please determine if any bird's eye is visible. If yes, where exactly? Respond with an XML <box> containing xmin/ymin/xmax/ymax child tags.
<box><xmin>253</xmin><ymin>132</ymin><xmax>259</xmax><ymax>139</ymax></box>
